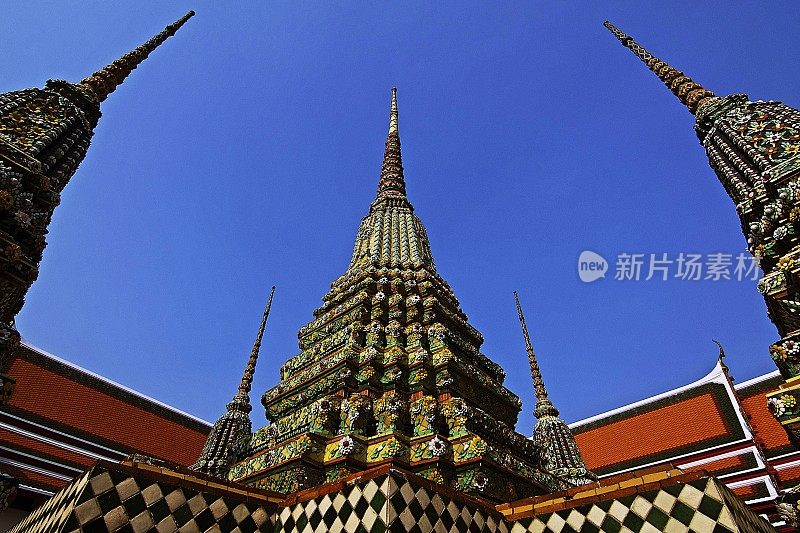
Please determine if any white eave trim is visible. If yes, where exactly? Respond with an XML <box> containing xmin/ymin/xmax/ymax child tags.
<box><xmin>0</xmin><ymin>412</ymin><xmax>123</xmax><ymax>461</ymax></box>
<box><xmin>679</xmin><ymin>445</ymin><xmax>766</xmax><ymax>480</ymax></box>
<box><xmin>570</xmin><ymin>360</ymin><xmax>732</xmax><ymax>428</ymax></box>
<box><xmin>19</xmin><ymin>484</ymin><xmax>55</xmax><ymax>496</ymax></box>
<box><xmin>773</xmin><ymin>458</ymin><xmax>800</xmax><ymax>471</ymax></box>
<box><xmin>734</xmin><ymin>370</ymin><xmax>781</xmax><ymax>390</ymax></box>
<box><xmin>0</xmin><ymin>457</ymin><xmax>73</xmax><ymax>482</ymax></box>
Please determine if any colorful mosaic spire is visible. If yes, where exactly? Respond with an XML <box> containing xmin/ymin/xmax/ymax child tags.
<box><xmin>514</xmin><ymin>292</ymin><xmax>596</xmax><ymax>488</ymax></box>
<box><xmin>603</xmin><ymin>21</ymin><xmax>714</xmax><ymax>114</ymax></box>
<box><xmin>373</xmin><ymin>87</ymin><xmax>407</xmax><ymax>206</ymax></box>
<box><xmin>0</xmin><ymin>12</ymin><xmax>194</xmax><ymax>405</ymax></box>
<box><xmin>231</xmin><ymin>90</ymin><xmax>560</xmax><ymax>501</ymax></box>
<box><xmin>193</xmin><ymin>287</ymin><xmax>276</xmax><ymax>478</ymax></box>
<box><xmin>343</xmin><ymin>89</ymin><xmax>435</xmax><ymax>274</ymax></box>
<box><xmin>605</xmin><ymin>22</ymin><xmax>800</xmax><ymax>459</ymax></box>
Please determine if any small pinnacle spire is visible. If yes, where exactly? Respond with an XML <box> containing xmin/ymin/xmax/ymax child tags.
<box><xmin>190</xmin><ymin>287</ymin><xmax>275</xmax><ymax>478</ymax></box>
<box><xmin>514</xmin><ymin>291</ymin><xmax>559</xmax><ymax>419</ymax></box>
<box><xmin>79</xmin><ymin>10</ymin><xmax>195</xmax><ymax>103</ymax></box>
<box><xmin>236</xmin><ymin>286</ymin><xmax>275</xmax><ymax>400</ymax></box>
<box><xmin>603</xmin><ymin>21</ymin><xmax>715</xmax><ymax>114</ymax></box>
<box><xmin>374</xmin><ymin>87</ymin><xmax>407</xmax><ymax>205</ymax></box>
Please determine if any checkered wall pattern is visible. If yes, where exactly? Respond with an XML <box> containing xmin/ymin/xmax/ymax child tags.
<box><xmin>7</xmin><ymin>468</ymin><xmax>92</xmax><ymax>533</ymax></box>
<box><xmin>275</xmin><ymin>470</ymin><xmax>509</xmax><ymax>532</ymax></box>
<box><xmin>510</xmin><ymin>477</ymin><xmax>775</xmax><ymax>533</ymax></box>
<box><xmin>7</xmin><ymin>463</ymin><xmax>777</xmax><ymax>532</ymax></box>
<box><xmin>8</xmin><ymin>464</ymin><xmax>275</xmax><ymax>533</ymax></box>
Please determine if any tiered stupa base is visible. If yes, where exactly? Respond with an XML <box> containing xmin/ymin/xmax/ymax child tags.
<box><xmin>230</xmin><ymin>395</ymin><xmax>555</xmax><ymax>502</ymax></box>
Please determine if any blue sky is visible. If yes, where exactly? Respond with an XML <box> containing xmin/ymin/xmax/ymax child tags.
<box><xmin>4</xmin><ymin>2</ymin><xmax>799</xmax><ymax>433</ymax></box>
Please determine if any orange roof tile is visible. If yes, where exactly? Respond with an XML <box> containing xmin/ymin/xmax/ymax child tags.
<box><xmin>740</xmin><ymin>390</ymin><xmax>792</xmax><ymax>455</ymax></box>
<box><xmin>695</xmin><ymin>453</ymin><xmax>752</xmax><ymax>475</ymax></box>
<box><xmin>574</xmin><ymin>391</ymin><xmax>734</xmax><ymax>471</ymax></box>
<box><xmin>776</xmin><ymin>464</ymin><xmax>800</xmax><ymax>486</ymax></box>
<box><xmin>7</xmin><ymin>356</ymin><xmax>207</xmax><ymax>466</ymax></box>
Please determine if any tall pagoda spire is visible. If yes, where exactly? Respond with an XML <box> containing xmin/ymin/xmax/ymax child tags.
<box><xmin>514</xmin><ymin>291</ymin><xmax>596</xmax><ymax>488</ymax></box>
<box><xmin>514</xmin><ymin>291</ymin><xmax>558</xmax><ymax>419</ymax></box>
<box><xmin>192</xmin><ymin>287</ymin><xmax>276</xmax><ymax>479</ymax></box>
<box><xmin>603</xmin><ymin>21</ymin><xmax>715</xmax><ymax>114</ymax></box>
<box><xmin>0</xmin><ymin>12</ymin><xmax>195</xmax><ymax>407</ymax></box>
<box><xmin>79</xmin><ymin>11</ymin><xmax>195</xmax><ymax>103</ymax></box>
<box><xmin>604</xmin><ymin>21</ymin><xmax>800</xmax><ymax>466</ymax></box>
<box><xmin>339</xmin><ymin>88</ymin><xmax>435</xmax><ymax>274</ymax></box>
<box><xmin>241</xmin><ymin>90</ymin><xmax>557</xmax><ymax>501</ymax></box>
<box><xmin>372</xmin><ymin>87</ymin><xmax>408</xmax><ymax>207</ymax></box>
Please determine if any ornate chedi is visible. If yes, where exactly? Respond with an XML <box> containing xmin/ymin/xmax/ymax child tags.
<box><xmin>0</xmin><ymin>11</ymin><xmax>194</xmax><ymax>406</ymax></box>
<box><xmin>604</xmin><ymin>21</ymin><xmax>800</xmax><ymax>526</ymax></box>
<box><xmin>513</xmin><ymin>292</ymin><xmax>596</xmax><ymax>487</ymax></box>
<box><xmin>230</xmin><ymin>89</ymin><xmax>566</xmax><ymax>502</ymax></box>
<box><xmin>192</xmin><ymin>286</ymin><xmax>275</xmax><ymax>478</ymax></box>
<box><xmin>605</xmin><ymin>20</ymin><xmax>800</xmax><ymax>437</ymax></box>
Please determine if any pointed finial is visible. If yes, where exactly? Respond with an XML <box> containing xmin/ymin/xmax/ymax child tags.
<box><xmin>514</xmin><ymin>291</ymin><xmax>559</xmax><ymax>419</ymax></box>
<box><xmin>712</xmin><ymin>338</ymin><xmax>732</xmax><ymax>376</ymax></box>
<box><xmin>603</xmin><ymin>21</ymin><xmax>715</xmax><ymax>114</ymax></box>
<box><xmin>236</xmin><ymin>286</ymin><xmax>276</xmax><ymax>399</ymax></box>
<box><xmin>79</xmin><ymin>11</ymin><xmax>195</xmax><ymax>103</ymax></box>
<box><xmin>373</xmin><ymin>87</ymin><xmax>407</xmax><ymax>205</ymax></box>
<box><xmin>713</xmin><ymin>339</ymin><xmax>725</xmax><ymax>361</ymax></box>
<box><xmin>389</xmin><ymin>87</ymin><xmax>399</xmax><ymax>134</ymax></box>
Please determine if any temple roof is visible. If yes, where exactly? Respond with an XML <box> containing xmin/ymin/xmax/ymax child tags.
<box><xmin>3</xmin><ymin>341</ymin><xmax>210</xmax><ymax>500</ymax></box>
<box><xmin>570</xmin><ymin>360</ymin><xmax>752</xmax><ymax>475</ymax></box>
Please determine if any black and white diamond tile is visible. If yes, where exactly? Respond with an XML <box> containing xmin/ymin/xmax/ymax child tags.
<box><xmin>7</xmin><ymin>467</ymin><xmax>92</xmax><ymax>533</ymax></box>
<box><xmin>8</xmin><ymin>464</ymin><xmax>777</xmax><ymax>532</ymax></box>
<box><xmin>510</xmin><ymin>478</ymin><xmax>775</xmax><ymax>533</ymax></box>
<box><xmin>275</xmin><ymin>474</ymin><xmax>389</xmax><ymax>532</ymax></box>
<box><xmin>8</xmin><ymin>464</ymin><xmax>274</xmax><ymax>533</ymax></box>
<box><xmin>274</xmin><ymin>470</ymin><xmax>511</xmax><ymax>532</ymax></box>
<box><xmin>715</xmin><ymin>476</ymin><xmax>777</xmax><ymax>533</ymax></box>
<box><xmin>387</xmin><ymin>473</ymin><xmax>509</xmax><ymax>533</ymax></box>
